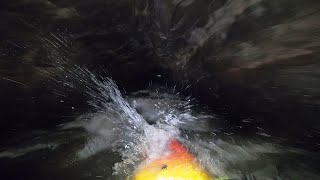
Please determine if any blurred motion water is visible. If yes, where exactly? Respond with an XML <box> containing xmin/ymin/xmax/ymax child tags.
<box><xmin>1</xmin><ymin>65</ymin><xmax>319</xmax><ymax>179</ymax></box>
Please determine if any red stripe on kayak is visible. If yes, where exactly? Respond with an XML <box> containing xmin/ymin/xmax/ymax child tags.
<box><xmin>167</xmin><ymin>139</ymin><xmax>193</xmax><ymax>159</ymax></box>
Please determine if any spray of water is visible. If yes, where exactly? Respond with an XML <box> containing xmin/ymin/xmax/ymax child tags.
<box><xmin>35</xmin><ymin>32</ymin><xmax>185</xmax><ymax>176</ymax></box>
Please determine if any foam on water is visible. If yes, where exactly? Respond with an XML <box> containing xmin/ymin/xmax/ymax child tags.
<box><xmin>51</xmin><ymin>68</ymin><xmax>181</xmax><ymax>175</ymax></box>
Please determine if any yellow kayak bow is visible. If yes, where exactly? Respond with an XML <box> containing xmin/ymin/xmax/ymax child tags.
<box><xmin>133</xmin><ymin>139</ymin><xmax>212</xmax><ymax>180</ymax></box>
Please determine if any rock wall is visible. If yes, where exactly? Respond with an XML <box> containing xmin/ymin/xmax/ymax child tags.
<box><xmin>145</xmin><ymin>0</ymin><xmax>320</xmax><ymax>137</ymax></box>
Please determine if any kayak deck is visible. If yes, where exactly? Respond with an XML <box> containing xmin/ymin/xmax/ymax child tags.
<box><xmin>133</xmin><ymin>139</ymin><xmax>211</xmax><ymax>180</ymax></box>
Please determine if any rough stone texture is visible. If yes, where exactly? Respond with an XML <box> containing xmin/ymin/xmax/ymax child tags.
<box><xmin>146</xmin><ymin>0</ymin><xmax>320</xmax><ymax>137</ymax></box>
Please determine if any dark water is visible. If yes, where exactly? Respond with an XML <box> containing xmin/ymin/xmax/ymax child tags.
<box><xmin>1</xmin><ymin>74</ymin><xmax>320</xmax><ymax>179</ymax></box>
